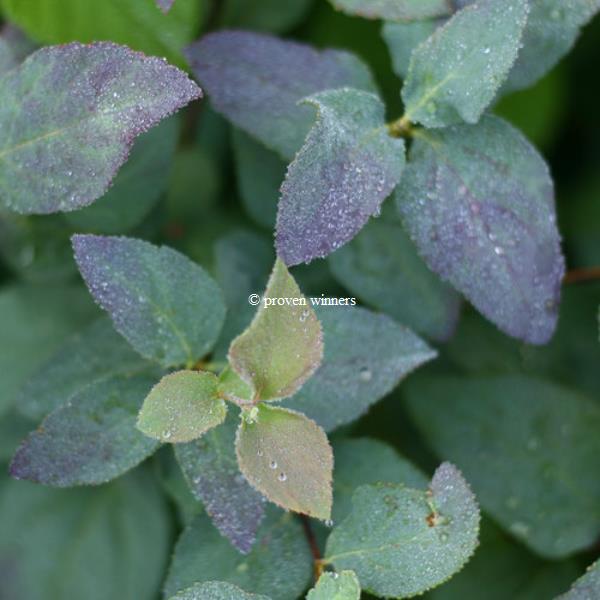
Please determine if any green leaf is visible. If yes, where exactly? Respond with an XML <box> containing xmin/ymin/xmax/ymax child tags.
<box><xmin>0</xmin><ymin>469</ymin><xmax>170</xmax><ymax>600</ymax></box>
<box><xmin>236</xmin><ymin>404</ymin><xmax>333</xmax><ymax>520</ymax></box>
<box><xmin>0</xmin><ymin>43</ymin><xmax>201</xmax><ymax>214</ymax></box>
<box><xmin>404</xmin><ymin>374</ymin><xmax>600</xmax><ymax>558</ymax></box>
<box><xmin>10</xmin><ymin>374</ymin><xmax>159</xmax><ymax>486</ymax></box>
<box><xmin>328</xmin><ymin>0</ymin><xmax>449</xmax><ymax>21</ymax></box>
<box><xmin>231</xmin><ymin>129</ymin><xmax>283</xmax><ymax>230</ymax></box>
<box><xmin>164</xmin><ymin>509</ymin><xmax>312</xmax><ymax>600</ymax></box>
<box><xmin>307</xmin><ymin>570</ymin><xmax>361</xmax><ymax>600</ymax></box>
<box><xmin>558</xmin><ymin>559</ymin><xmax>600</xmax><ymax>599</ymax></box>
<box><xmin>276</xmin><ymin>88</ymin><xmax>405</xmax><ymax>266</ymax></box>
<box><xmin>395</xmin><ymin>115</ymin><xmax>564</xmax><ymax>344</ymax></box>
<box><xmin>504</xmin><ymin>0</ymin><xmax>600</xmax><ymax>92</ymax></box>
<box><xmin>137</xmin><ymin>370</ymin><xmax>226</xmax><ymax>443</ymax></box>
<box><xmin>221</xmin><ymin>0</ymin><xmax>313</xmax><ymax>33</ymax></box>
<box><xmin>186</xmin><ymin>30</ymin><xmax>377</xmax><ymax>160</ymax></box>
<box><xmin>228</xmin><ymin>259</ymin><xmax>323</xmax><ymax>401</ymax></box>
<box><xmin>64</xmin><ymin>116</ymin><xmax>180</xmax><ymax>234</ymax></box>
<box><xmin>402</xmin><ymin>0</ymin><xmax>529</xmax><ymax>127</ymax></box>
<box><xmin>169</xmin><ymin>581</ymin><xmax>271</xmax><ymax>600</ymax></box>
<box><xmin>175</xmin><ymin>412</ymin><xmax>266</xmax><ymax>554</ymax></box>
<box><xmin>325</xmin><ymin>463</ymin><xmax>480</xmax><ymax>598</ymax></box>
<box><xmin>382</xmin><ymin>20</ymin><xmax>439</xmax><ymax>80</ymax></box>
<box><xmin>282</xmin><ymin>305</ymin><xmax>436</xmax><ymax>432</ymax></box>
<box><xmin>17</xmin><ymin>317</ymin><xmax>150</xmax><ymax>420</ymax></box>
<box><xmin>72</xmin><ymin>235</ymin><xmax>226</xmax><ymax>368</ymax></box>
<box><xmin>428</xmin><ymin>519</ymin><xmax>580</xmax><ymax>600</ymax></box>
<box><xmin>328</xmin><ymin>201</ymin><xmax>461</xmax><ymax>340</ymax></box>
<box><xmin>332</xmin><ymin>438</ymin><xmax>428</xmax><ymax>523</ymax></box>
<box><xmin>0</xmin><ymin>283</ymin><xmax>96</xmax><ymax>417</ymax></box>
<box><xmin>0</xmin><ymin>0</ymin><xmax>203</xmax><ymax>66</ymax></box>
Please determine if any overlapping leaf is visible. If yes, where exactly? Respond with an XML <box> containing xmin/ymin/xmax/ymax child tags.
<box><xmin>307</xmin><ymin>570</ymin><xmax>361</xmax><ymax>600</ymax></box>
<box><xmin>282</xmin><ymin>305</ymin><xmax>436</xmax><ymax>432</ymax></box>
<box><xmin>137</xmin><ymin>371</ymin><xmax>227</xmax><ymax>443</ymax></box>
<box><xmin>0</xmin><ymin>42</ymin><xmax>200</xmax><ymax>214</ymax></box>
<box><xmin>558</xmin><ymin>559</ymin><xmax>600</xmax><ymax>599</ymax></box>
<box><xmin>164</xmin><ymin>509</ymin><xmax>312</xmax><ymax>600</ymax></box>
<box><xmin>175</xmin><ymin>413</ymin><xmax>266</xmax><ymax>554</ymax></box>
<box><xmin>10</xmin><ymin>374</ymin><xmax>159</xmax><ymax>486</ymax></box>
<box><xmin>228</xmin><ymin>259</ymin><xmax>322</xmax><ymax>400</ymax></box>
<box><xmin>276</xmin><ymin>88</ymin><xmax>405</xmax><ymax>266</ymax></box>
<box><xmin>72</xmin><ymin>235</ymin><xmax>226</xmax><ymax>367</ymax></box>
<box><xmin>236</xmin><ymin>404</ymin><xmax>333</xmax><ymax>520</ymax></box>
<box><xmin>328</xmin><ymin>0</ymin><xmax>449</xmax><ymax>21</ymax></box>
<box><xmin>396</xmin><ymin>116</ymin><xmax>565</xmax><ymax>344</ymax></box>
<box><xmin>325</xmin><ymin>463</ymin><xmax>480</xmax><ymax>598</ymax></box>
<box><xmin>328</xmin><ymin>201</ymin><xmax>461</xmax><ymax>340</ymax></box>
<box><xmin>169</xmin><ymin>582</ymin><xmax>271</xmax><ymax>600</ymax></box>
<box><xmin>402</xmin><ymin>0</ymin><xmax>529</xmax><ymax>127</ymax></box>
<box><xmin>185</xmin><ymin>30</ymin><xmax>377</xmax><ymax>159</ymax></box>
<box><xmin>404</xmin><ymin>374</ymin><xmax>600</xmax><ymax>558</ymax></box>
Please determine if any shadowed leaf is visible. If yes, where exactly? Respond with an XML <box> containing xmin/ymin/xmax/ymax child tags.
<box><xmin>396</xmin><ymin>116</ymin><xmax>565</xmax><ymax>344</ymax></box>
<box><xmin>276</xmin><ymin>88</ymin><xmax>405</xmax><ymax>266</ymax></box>
<box><xmin>402</xmin><ymin>0</ymin><xmax>528</xmax><ymax>127</ymax></box>
<box><xmin>185</xmin><ymin>30</ymin><xmax>377</xmax><ymax>159</ymax></box>
<box><xmin>236</xmin><ymin>404</ymin><xmax>333</xmax><ymax>520</ymax></box>
<box><xmin>228</xmin><ymin>259</ymin><xmax>323</xmax><ymax>401</ymax></box>
<box><xmin>137</xmin><ymin>370</ymin><xmax>226</xmax><ymax>443</ymax></box>
<box><xmin>169</xmin><ymin>581</ymin><xmax>271</xmax><ymax>600</ymax></box>
<box><xmin>175</xmin><ymin>413</ymin><xmax>266</xmax><ymax>554</ymax></box>
<box><xmin>72</xmin><ymin>235</ymin><xmax>226</xmax><ymax>367</ymax></box>
<box><xmin>328</xmin><ymin>0</ymin><xmax>449</xmax><ymax>21</ymax></box>
<box><xmin>0</xmin><ymin>42</ymin><xmax>200</xmax><ymax>214</ymax></box>
<box><xmin>307</xmin><ymin>570</ymin><xmax>360</xmax><ymax>599</ymax></box>
<box><xmin>10</xmin><ymin>374</ymin><xmax>159</xmax><ymax>486</ymax></box>
<box><xmin>282</xmin><ymin>305</ymin><xmax>436</xmax><ymax>432</ymax></box>
<box><xmin>325</xmin><ymin>463</ymin><xmax>481</xmax><ymax>598</ymax></box>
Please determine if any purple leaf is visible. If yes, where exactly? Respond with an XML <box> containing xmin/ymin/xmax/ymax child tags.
<box><xmin>396</xmin><ymin>115</ymin><xmax>565</xmax><ymax>344</ymax></box>
<box><xmin>0</xmin><ymin>42</ymin><xmax>201</xmax><ymax>214</ymax></box>
<box><xmin>276</xmin><ymin>88</ymin><xmax>405</xmax><ymax>265</ymax></box>
<box><xmin>185</xmin><ymin>30</ymin><xmax>377</xmax><ymax>159</ymax></box>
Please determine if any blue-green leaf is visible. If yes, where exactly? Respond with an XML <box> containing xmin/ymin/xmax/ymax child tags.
<box><xmin>328</xmin><ymin>0</ymin><xmax>449</xmax><ymax>21</ymax></box>
<box><xmin>307</xmin><ymin>570</ymin><xmax>360</xmax><ymax>600</ymax></box>
<box><xmin>557</xmin><ymin>559</ymin><xmax>600</xmax><ymax>600</ymax></box>
<box><xmin>169</xmin><ymin>581</ymin><xmax>271</xmax><ymax>600</ymax></box>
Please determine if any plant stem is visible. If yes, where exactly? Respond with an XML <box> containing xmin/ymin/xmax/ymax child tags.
<box><xmin>563</xmin><ymin>267</ymin><xmax>600</xmax><ymax>285</ymax></box>
<box><xmin>388</xmin><ymin>115</ymin><xmax>414</xmax><ymax>139</ymax></box>
<box><xmin>300</xmin><ymin>515</ymin><xmax>324</xmax><ymax>582</ymax></box>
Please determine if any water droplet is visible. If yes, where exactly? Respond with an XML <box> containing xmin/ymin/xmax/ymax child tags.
<box><xmin>483</xmin><ymin>47</ymin><xmax>491</xmax><ymax>55</ymax></box>
<box><xmin>359</xmin><ymin>367</ymin><xmax>372</xmax><ymax>382</ymax></box>
<box><xmin>162</xmin><ymin>430</ymin><xmax>172</xmax><ymax>440</ymax></box>
<box><xmin>278</xmin><ymin>472</ymin><xmax>287</xmax><ymax>482</ymax></box>
<box><xmin>257</xmin><ymin>449</ymin><xmax>264</xmax><ymax>457</ymax></box>
<box><xmin>299</xmin><ymin>309</ymin><xmax>310</xmax><ymax>323</ymax></box>
<box><xmin>269</xmin><ymin>460</ymin><xmax>278</xmax><ymax>469</ymax></box>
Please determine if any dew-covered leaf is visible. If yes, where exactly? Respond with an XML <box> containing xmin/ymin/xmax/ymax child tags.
<box><xmin>137</xmin><ymin>370</ymin><xmax>226</xmax><ymax>443</ymax></box>
<box><xmin>228</xmin><ymin>259</ymin><xmax>323</xmax><ymax>401</ymax></box>
<box><xmin>328</xmin><ymin>0</ymin><xmax>449</xmax><ymax>21</ymax></box>
<box><xmin>0</xmin><ymin>468</ymin><xmax>170</xmax><ymax>600</ymax></box>
<box><xmin>504</xmin><ymin>0</ymin><xmax>600</xmax><ymax>93</ymax></box>
<box><xmin>157</xmin><ymin>0</ymin><xmax>175</xmax><ymax>13</ymax></box>
<box><xmin>275</xmin><ymin>88</ymin><xmax>405</xmax><ymax>266</ymax></box>
<box><xmin>64</xmin><ymin>116</ymin><xmax>180</xmax><ymax>234</ymax></box>
<box><xmin>72</xmin><ymin>235</ymin><xmax>226</xmax><ymax>368</ymax></box>
<box><xmin>404</xmin><ymin>374</ymin><xmax>600</xmax><ymax>558</ymax></box>
<box><xmin>307</xmin><ymin>570</ymin><xmax>361</xmax><ymax>600</ymax></box>
<box><xmin>0</xmin><ymin>42</ymin><xmax>201</xmax><ymax>214</ymax></box>
<box><xmin>175</xmin><ymin>412</ymin><xmax>266</xmax><ymax>554</ymax></box>
<box><xmin>325</xmin><ymin>463</ymin><xmax>481</xmax><ymax>598</ymax></box>
<box><xmin>169</xmin><ymin>581</ymin><xmax>271</xmax><ymax>600</ymax></box>
<box><xmin>164</xmin><ymin>508</ymin><xmax>312</xmax><ymax>600</ymax></box>
<box><xmin>17</xmin><ymin>317</ymin><xmax>150</xmax><ymax>420</ymax></box>
<box><xmin>0</xmin><ymin>0</ymin><xmax>203</xmax><ymax>66</ymax></box>
<box><xmin>557</xmin><ymin>559</ymin><xmax>600</xmax><ymax>600</ymax></box>
<box><xmin>328</xmin><ymin>201</ymin><xmax>460</xmax><ymax>340</ymax></box>
<box><xmin>231</xmin><ymin>129</ymin><xmax>284</xmax><ymax>230</ymax></box>
<box><xmin>185</xmin><ymin>30</ymin><xmax>377</xmax><ymax>159</ymax></box>
<box><xmin>236</xmin><ymin>404</ymin><xmax>333</xmax><ymax>520</ymax></box>
<box><xmin>282</xmin><ymin>305</ymin><xmax>436</xmax><ymax>432</ymax></box>
<box><xmin>382</xmin><ymin>20</ymin><xmax>439</xmax><ymax>80</ymax></box>
<box><xmin>10</xmin><ymin>374</ymin><xmax>159</xmax><ymax>486</ymax></box>
<box><xmin>396</xmin><ymin>115</ymin><xmax>565</xmax><ymax>344</ymax></box>
<box><xmin>332</xmin><ymin>438</ymin><xmax>428</xmax><ymax>523</ymax></box>
<box><xmin>402</xmin><ymin>0</ymin><xmax>529</xmax><ymax>127</ymax></box>
<box><xmin>0</xmin><ymin>283</ymin><xmax>96</xmax><ymax>417</ymax></box>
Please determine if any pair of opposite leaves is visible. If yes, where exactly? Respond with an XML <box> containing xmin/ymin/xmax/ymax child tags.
<box><xmin>137</xmin><ymin>259</ymin><xmax>334</xmax><ymax>521</ymax></box>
